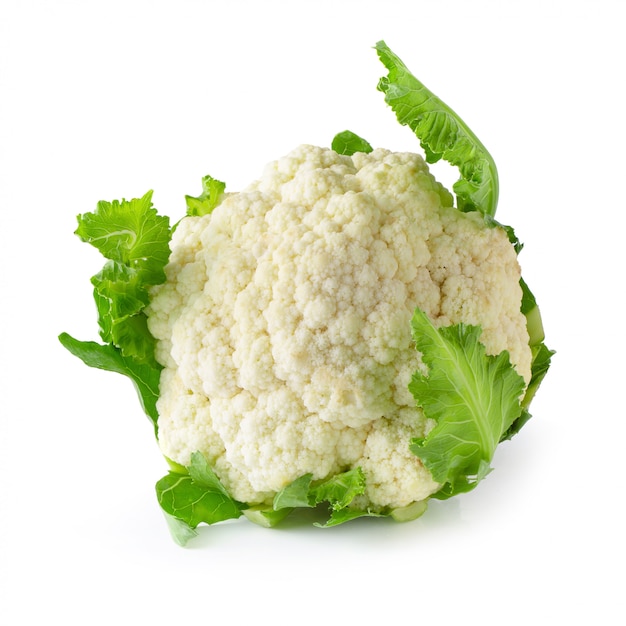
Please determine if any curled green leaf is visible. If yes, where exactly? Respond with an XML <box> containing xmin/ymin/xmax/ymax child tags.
<box><xmin>375</xmin><ymin>40</ymin><xmax>499</xmax><ymax>217</ymax></box>
<box><xmin>185</xmin><ymin>175</ymin><xmax>226</xmax><ymax>216</ymax></box>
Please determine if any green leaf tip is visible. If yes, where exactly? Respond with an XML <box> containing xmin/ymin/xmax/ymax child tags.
<box><xmin>331</xmin><ymin>130</ymin><xmax>373</xmax><ymax>156</ymax></box>
<box><xmin>185</xmin><ymin>175</ymin><xmax>226</xmax><ymax>216</ymax></box>
<box><xmin>58</xmin><ymin>332</ymin><xmax>160</xmax><ymax>432</ymax></box>
<box><xmin>162</xmin><ymin>511</ymin><xmax>199</xmax><ymax>547</ymax></box>
<box><xmin>375</xmin><ymin>40</ymin><xmax>499</xmax><ymax>218</ymax></box>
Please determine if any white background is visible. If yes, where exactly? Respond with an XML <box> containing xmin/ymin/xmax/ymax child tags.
<box><xmin>1</xmin><ymin>0</ymin><xmax>624</xmax><ymax>623</ymax></box>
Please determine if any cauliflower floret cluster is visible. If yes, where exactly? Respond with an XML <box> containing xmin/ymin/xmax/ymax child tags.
<box><xmin>147</xmin><ymin>145</ymin><xmax>531</xmax><ymax>510</ymax></box>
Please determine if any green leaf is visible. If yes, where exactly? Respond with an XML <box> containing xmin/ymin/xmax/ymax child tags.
<box><xmin>331</xmin><ymin>130</ymin><xmax>373</xmax><ymax>156</ymax></box>
<box><xmin>60</xmin><ymin>191</ymin><xmax>173</xmax><ymax>429</ymax></box>
<box><xmin>312</xmin><ymin>467</ymin><xmax>366</xmax><ymax>511</ymax></box>
<box><xmin>273</xmin><ymin>468</ymin><xmax>369</xmax><ymax>527</ymax></box>
<box><xmin>408</xmin><ymin>307</ymin><xmax>526</xmax><ymax>498</ymax></box>
<box><xmin>75</xmin><ymin>190</ymin><xmax>171</xmax><ymax>284</ymax></box>
<box><xmin>155</xmin><ymin>453</ymin><xmax>242</xmax><ymax>530</ymax></box>
<box><xmin>71</xmin><ymin>191</ymin><xmax>172</xmax><ymax>365</ymax></box>
<box><xmin>273</xmin><ymin>473</ymin><xmax>314</xmax><ymax>510</ymax></box>
<box><xmin>187</xmin><ymin>451</ymin><xmax>234</xmax><ymax>498</ymax></box>
<box><xmin>58</xmin><ymin>332</ymin><xmax>160</xmax><ymax>431</ymax></box>
<box><xmin>501</xmin><ymin>341</ymin><xmax>554</xmax><ymax>442</ymax></box>
<box><xmin>500</xmin><ymin>278</ymin><xmax>554</xmax><ymax>441</ymax></box>
<box><xmin>520</xmin><ymin>277</ymin><xmax>545</xmax><ymax>343</ymax></box>
<box><xmin>91</xmin><ymin>261</ymin><xmax>148</xmax><ymax>321</ymax></box>
<box><xmin>375</xmin><ymin>40</ymin><xmax>499</xmax><ymax>217</ymax></box>
<box><xmin>185</xmin><ymin>175</ymin><xmax>226</xmax><ymax>216</ymax></box>
<box><xmin>90</xmin><ymin>262</ymin><xmax>157</xmax><ymax>364</ymax></box>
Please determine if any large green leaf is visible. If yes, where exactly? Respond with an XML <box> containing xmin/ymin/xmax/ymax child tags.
<box><xmin>408</xmin><ymin>308</ymin><xmax>526</xmax><ymax>498</ymax></box>
<box><xmin>375</xmin><ymin>40</ymin><xmax>499</xmax><ymax>217</ymax></box>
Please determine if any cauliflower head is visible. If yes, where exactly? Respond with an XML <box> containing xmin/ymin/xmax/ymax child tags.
<box><xmin>146</xmin><ymin>144</ymin><xmax>531</xmax><ymax>511</ymax></box>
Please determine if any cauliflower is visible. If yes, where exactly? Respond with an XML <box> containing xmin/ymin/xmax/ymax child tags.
<box><xmin>59</xmin><ymin>41</ymin><xmax>552</xmax><ymax>544</ymax></box>
<box><xmin>146</xmin><ymin>144</ymin><xmax>531</xmax><ymax>510</ymax></box>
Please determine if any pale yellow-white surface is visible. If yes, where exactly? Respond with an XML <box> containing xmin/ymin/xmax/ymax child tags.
<box><xmin>147</xmin><ymin>145</ymin><xmax>531</xmax><ymax>508</ymax></box>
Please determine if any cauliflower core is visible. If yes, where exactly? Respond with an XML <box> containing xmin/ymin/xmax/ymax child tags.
<box><xmin>147</xmin><ymin>145</ymin><xmax>531</xmax><ymax>510</ymax></box>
